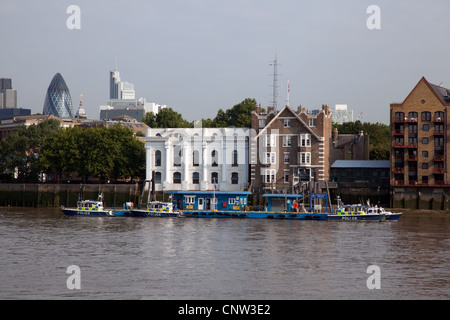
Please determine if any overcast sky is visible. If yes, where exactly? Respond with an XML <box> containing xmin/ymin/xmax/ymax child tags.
<box><xmin>2</xmin><ymin>0</ymin><xmax>450</xmax><ymax>124</ymax></box>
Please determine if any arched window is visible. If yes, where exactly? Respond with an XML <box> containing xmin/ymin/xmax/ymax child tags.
<box><xmin>192</xmin><ymin>172</ymin><xmax>200</xmax><ymax>184</ymax></box>
<box><xmin>421</xmin><ymin>112</ymin><xmax>431</xmax><ymax>121</ymax></box>
<box><xmin>231</xmin><ymin>172</ymin><xmax>239</xmax><ymax>185</ymax></box>
<box><xmin>154</xmin><ymin>172</ymin><xmax>162</xmax><ymax>184</ymax></box>
<box><xmin>211</xmin><ymin>172</ymin><xmax>218</xmax><ymax>184</ymax></box>
<box><xmin>173</xmin><ymin>146</ymin><xmax>182</xmax><ymax>167</ymax></box>
<box><xmin>211</xmin><ymin>150</ymin><xmax>218</xmax><ymax>167</ymax></box>
<box><xmin>173</xmin><ymin>172</ymin><xmax>181</xmax><ymax>184</ymax></box>
<box><xmin>155</xmin><ymin>150</ymin><xmax>161</xmax><ymax>167</ymax></box>
<box><xmin>232</xmin><ymin>150</ymin><xmax>238</xmax><ymax>166</ymax></box>
<box><xmin>395</xmin><ymin>112</ymin><xmax>404</xmax><ymax>121</ymax></box>
<box><xmin>193</xmin><ymin>150</ymin><xmax>200</xmax><ymax>167</ymax></box>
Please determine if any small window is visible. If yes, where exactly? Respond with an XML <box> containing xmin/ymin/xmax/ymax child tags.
<box><xmin>231</xmin><ymin>172</ymin><xmax>239</xmax><ymax>185</ymax></box>
<box><xmin>422</xmin><ymin>124</ymin><xmax>429</xmax><ymax>131</ymax></box>
<box><xmin>173</xmin><ymin>172</ymin><xmax>181</xmax><ymax>184</ymax></box>
<box><xmin>284</xmin><ymin>119</ymin><xmax>290</xmax><ymax>128</ymax></box>
<box><xmin>422</xmin><ymin>138</ymin><xmax>428</xmax><ymax>145</ymax></box>
<box><xmin>154</xmin><ymin>172</ymin><xmax>162</xmax><ymax>184</ymax></box>
<box><xmin>155</xmin><ymin>150</ymin><xmax>161</xmax><ymax>167</ymax></box>
<box><xmin>192</xmin><ymin>172</ymin><xmax>199</xmax><ymax>184</ymax></box>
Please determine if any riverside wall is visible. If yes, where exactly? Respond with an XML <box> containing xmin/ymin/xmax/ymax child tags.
<box><xmin>0</xmin><ymin>183</ymin><xmax>142</xmax><ymax>208</ymax></box>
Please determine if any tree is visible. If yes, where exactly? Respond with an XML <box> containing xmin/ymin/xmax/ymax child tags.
<box><xmin>333</xmin><ymin>121</ymin><xmax>390</xmax><ymax>160</ymax></box>
<box><xmin>0</xmin><ymin>119</ymin><xmax>61</xmax><ymax>181</ymax></box>
<box><xmin>142</xmin><ymin>108</ymin><xmax>193</xmax><ymax>128</ymax></box>
<box><xmin>202</xmin><ymin>98</ymin><xmax>257</xmax><ymax>128</ymax></box>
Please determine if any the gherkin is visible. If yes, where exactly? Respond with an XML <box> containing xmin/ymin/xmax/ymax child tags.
<box><xmin>42</xmin><ymin>73</ymin><xmax>74</xmax><ymax>118</ymax></box>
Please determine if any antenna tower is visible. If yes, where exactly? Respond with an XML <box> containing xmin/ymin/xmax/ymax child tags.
<box><xmin>270</xmin><ymin>55</ymin><xmax>279</xmax><ymax>112</ymax></box>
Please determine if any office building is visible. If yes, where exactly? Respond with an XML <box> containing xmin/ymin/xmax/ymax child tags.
<box><xmin>0</xmin><ymin>78</ymin><xmax>17</xmax><ymax>109</ymax></box>
<box><xmin>42</xmin><ymin>73</ymin><xmax>74</xmax><ymax>118</ymax></box>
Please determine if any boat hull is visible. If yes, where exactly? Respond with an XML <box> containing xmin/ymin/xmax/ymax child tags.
<box><xmin>385</xmin><ymin>213</ymin><xmax>402</xmax><ymax>221</ymax></box>
<box><xmin>62</xmin><ymin>208</ymin><xmax>113</xmax><ymax>216</ymax></box>
<box><xmin>182</xmin><ymin>211</ymin><xmax>327</xmax><ymax>220</ymax></box>
<box><xmin>129</xmin><ymin>210</ymin><xmax>180</xmax><ymax>217</ymax></box>
<box><xmin>327</xmin><ymin>214</ymin><xmax>385</xmax><ymax>221</ymax></box>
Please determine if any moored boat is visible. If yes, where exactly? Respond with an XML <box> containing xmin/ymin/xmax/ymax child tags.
<box><xmin>129</xmin><ymin>201</ymin><xmax>181</xmax><ymax>217</ymax></box>
<box><xmin>61</xmin><ymin>198</ymin><xmax>114</xmax><ymax>216</ymax></box>
<box><xmin>327</xmin><ymin>203</ymin><xmax>385</xmax><ymax>221</ymax></box>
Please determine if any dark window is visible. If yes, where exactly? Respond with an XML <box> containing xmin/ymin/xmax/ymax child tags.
<box><xmin>155</xmin><ymin>150</ymin><xmax>161</xmax><ymax>167</ymax></box>
<box><xmin>173</xmin><ymin>172</ymin><xmax>181</xmax><ymax>184</ymax></box>
<box><xmin>231</xmin><ymin>172</ymin><xmax>239</xmax><ymax>185</ymax></box>
<box><xmin>192</xmin><ymin>172</ymin><xmax>199</xmax><ymax>184</ymax></box>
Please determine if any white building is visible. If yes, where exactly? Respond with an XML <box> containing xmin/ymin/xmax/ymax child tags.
<box><xmin>145</xmin><ymin>127</ymin><xmax>250</xmax><ymax>192</ymax></box>
<box><xmin>333</xmin><ymin>104</ymin><xmax>354</xmax><ymax>124</ymax></box>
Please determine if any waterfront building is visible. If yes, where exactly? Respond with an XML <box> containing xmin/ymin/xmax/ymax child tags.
<box><xmin>251</xmin><ymin>104</ymin><xmax>333</xmax><ymax>194</ymax></box>
<box><xmin>42</xmin><ymin>73</ymin><xmax>74</xmax><ymax>118</ymax></box>
<box><xmin>144</xmin><ymin>127</ymin><xmax>250</xmax><ymax>192</ymax></box>
<box><xmin>390</xmin><ymin>77</ymin><xmax>450</xmax><ymax>209</ymax></box>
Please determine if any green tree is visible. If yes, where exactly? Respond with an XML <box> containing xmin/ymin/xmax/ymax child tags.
<box><xmin>142</xmin><ymin>107</ymin><xmax>193</xmax><ymax>128</ymax></box>
<box><xmin>333</xmin><ymin>121</ymin><xmax>390</xmax><ymax>160</ymax></box>
<box><xmin>0</xmin><ymin>119</ymin><xmax>61</xmax><ymax>181</ymax></box>
<box><xmin>202</xmin><ymin>98</ymin><xmax>258</xmax><ymax>128</ymax></box>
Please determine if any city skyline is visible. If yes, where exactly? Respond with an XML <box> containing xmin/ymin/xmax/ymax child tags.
<box><xmin>2</xmin><ymin>1</ymin><xmax>450</xmax><ymax>123</ymax></box>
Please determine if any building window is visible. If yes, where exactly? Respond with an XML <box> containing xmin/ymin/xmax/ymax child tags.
<box><xmin>423</xmin><ymin>124</ymin><xmax>429</xmax><ymax>131</ymax></box>
<box><xmin>284</xmin><ymin>152</ymin><xmax>290</xmax><ymax>164</ymax></box>
<box><xmin>300</xmin><ymin>134</ymin><xmax>311</xmax><ymax>147</ymax></box>
<box><xmin>395</xmin><ymin>112</ymin><xmax>405</xmax><ymax>121</ymax></box>
<box><xmin>185</xmin><ymin>196</ymin><xmax>196</xmax><ymax>204</ymax></box>
<box><xmin>266</xmin><ymin>134</ymin><xmax>276</xmax><ymax>147</ymax></box>
<box><xmin>173</xmin><ymin>172</ymin><xmax>181</xmax><ymax>184</ymax></box>
<box><xmin>193</xmin><ymin>150</ymin><xmax>200</xmax><ymax>167</ymax></box>
<box><xmin>231</xmin><ymin>172</ymin><xmax>239</xmax><ymax>185</ymax></box>
<box><xmin>284</xmin><ymin>170</ymin><xmax>289</xmax><ymax>183</ymax></box>
<box><xmin>263</xmin><ymin>169</ymin><xmax>276</xmax><ymax>184</ymax></box>
<box><xmin>408</xmin><ymin>112</ymin><xmax>418</xmax><ymax>120</ymax></box>
<box><xmin>422</xmin><ymin>138</ymin><xmax>428</xmax><ymax>145</ymax></box>
<box><xmin>211</xmin><ymin>172</ymin><xmax>219</xmax><ymax>184</ymax></box>
<box><xmin>422</xmin><ymin>151</ymin><xmax>428</xmax><ymax>158</ymax></box>
<box><xmin>284</xmin><ymin>119</ymin><xmax>290</xmax><ymax>128</ymax></box>
<box><xmin>300</xmin><ymin>152</ymin><xmax>311</xmax><ymax>164</ymax></box>
<box><xmin>173</xmin><ymin>146</ymin><xmax>182</xmax><ymax>167</ymax></box>
<box><xmin>421</xmin><ymin>112</ymin><xmax>431</xmax><ymax>121</ymax></box>
<box><xmin>309</xmin><ymin>118</ymin><xmax>316</xmax><ymax>127</ymax></box>
<box><xmin>154</xmin><ymin>172</ymin><xmax>162</xmax><ymax>184</ymax></box>
<box><xmin>435</xmin><ymin>111</ymin><xmax>445</xmax><ymax>121</ymax></box>
<box><xmin>232</xmin><ymin>150</ymin><xmax>238</xmax><ymax>167</ymax></box>
<box><xmin>192</xmin><ymin>172</ymin><xmax>200</xmax><ymax>184</ymax></box>
<box><xmin>211</xmin><ymin>150</ymin><xmax>218</xmax><ymax>167</ymax></box>
<box><xmin>155</xmin><ymin>150</ymin><xmax>161</xmax><ymax>167</ymax></box>
<box><xmin>265</xmin><ymin>152</ymin><xmax>276</xmax><ymax>164</ymax></box>
<box><xmin>283</xmin><ymin>135</ymin><xmax>292</xmax><ymax>147</ymax></box>
<box><xmin>422</xmin><ymin>163</ymin><xmax>428</xmax><ymax>170</ymax></box>
<box><xmin>259</xmin><ymin>119</ymin><xmax>266</xmax><ymax>128</ymax></box>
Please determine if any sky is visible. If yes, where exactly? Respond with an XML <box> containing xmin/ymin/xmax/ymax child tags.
<box><xmin>2</xmin><ymin>0</ymin><xmax>450</xmax><ymax>124</ymax></box>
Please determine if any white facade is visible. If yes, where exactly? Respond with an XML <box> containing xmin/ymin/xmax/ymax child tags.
<box><xmin>145</xmin><ymin>127</ymin><xmax>250</xmax><ymax>192</ymax></box>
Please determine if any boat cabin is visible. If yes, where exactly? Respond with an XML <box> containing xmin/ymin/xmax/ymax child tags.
<box><xmin>263</xmin><ymin>194</ymin><xmax>303</xmax><ymax>212</ymax></box>
<box><xmin>145</xmin><ymin>201</ymin><xmax>173</xmax><ymax>212</ymax></box>
<box><xmin>77</xmin><ymin>200</ymin><xmax>104</xmax><ymax>211</ymax></box>
<box><xmin>166</xmin><ymin>191</ymin><xmax>251</xmax><ymax>211</ymax></box>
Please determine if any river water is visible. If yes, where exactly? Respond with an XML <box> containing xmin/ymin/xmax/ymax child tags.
<box><xmin>0</xmin><ymin>208</ymin><xmax>448</xmax><ymax>300</ymax></box>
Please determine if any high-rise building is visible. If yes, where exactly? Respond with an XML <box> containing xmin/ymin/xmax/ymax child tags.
<box><xmin>43</xmin><ymin>73</ymin><xmax>74</xmax><ymax>118</ymax></box>
<box><xmin>0</xmin><ymin>78</ymin><xmax>17</xmax><ymax>109</ymax></box>
<box><xmin>109</xmin><ymin>69</ymin><xmax>135</xmax><ymax>100</ymax></box>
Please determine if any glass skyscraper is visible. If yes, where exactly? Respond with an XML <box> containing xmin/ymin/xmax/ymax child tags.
<box><xmin>43</xmin><ymin>73</ymin><xmax>74</xmax><ymax>118</ymax></box>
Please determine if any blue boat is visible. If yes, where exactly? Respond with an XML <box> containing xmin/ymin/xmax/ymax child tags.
<box><xmin>327</xmin><ymin>204</ymin><xmax>385</xmax><ymax>222</ymax></box>
<box><xmin>129</xmin><ymin>201</ymin><xmax>181</xmax><ymax>217</ymax></box>
<box><xmin>61</xmin><ymin>197</ymin><xmax>131</xmax><ymax>217</ymax></box>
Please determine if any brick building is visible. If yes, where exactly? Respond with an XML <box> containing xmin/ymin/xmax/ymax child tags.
<box><xmin>390</xmin><ymin>77</ymin><xmax>450</xmax><ymax>209</ymax></box>
<box><xmin>250</xmin><ymin>104</ymin><xmax>332</xmax><ymax>194</ymax></box>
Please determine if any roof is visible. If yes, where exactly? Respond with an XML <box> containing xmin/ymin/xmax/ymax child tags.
<box><xmin>331</xmin><ymin>160</ymin><xmax>390</xmax><ymax>169</ymax></box>
<box><xmin>263</xmin><ymin>194</ymin><xmax>303</xmax><ymax>198</ymax></box>
<box><xmin>166</xmin><ymin>191</ymin><xmax>252</xmax><ymax>196</ymax></box>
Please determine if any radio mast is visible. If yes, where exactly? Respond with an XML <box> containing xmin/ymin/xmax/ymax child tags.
<box><xmin>270</xmin><ymin>55</ymin><xmax>279</xmax><ymax>112</ymax></box>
